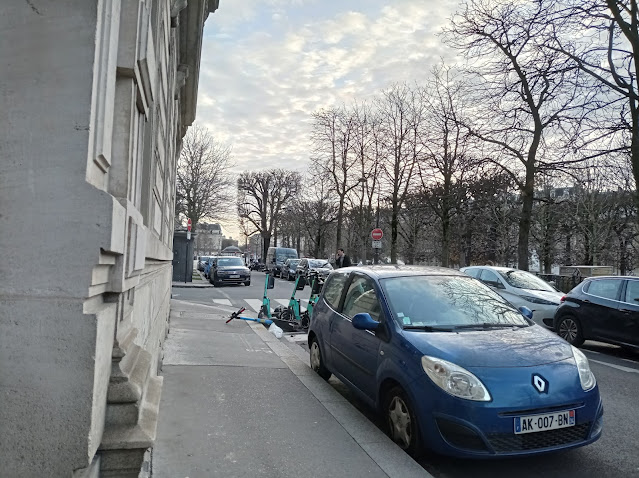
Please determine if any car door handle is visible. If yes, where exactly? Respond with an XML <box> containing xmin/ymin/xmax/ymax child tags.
<box><xmin>620</xmin><ymin>308</ymin><xmax>632</xmax><ymax>314</ymax></box>
<box><xmin>583</xmin><ymin>299</ymin><xmax>591</xmax><ymax>303</ymax></box>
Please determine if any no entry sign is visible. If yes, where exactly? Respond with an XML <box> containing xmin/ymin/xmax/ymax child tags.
<box><xmin>371</xmin><ymin>228</ymin><xmax>383</xmax><ymax>241</ymax></box>
<box><xmin>187</xmin><ymin>218</ymin><xmax>192</xmax><ymax>232</ymax></box>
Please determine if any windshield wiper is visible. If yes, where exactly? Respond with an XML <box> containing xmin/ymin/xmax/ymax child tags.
<box><xmin>451</xmin><ymin>322</ymin><xmax>527</xmax><ymax>330</ymax></box>
<box><xmin>403</xmin><ymin>325</ymin><xmax>456</xmax><ymax>332</ymax></box>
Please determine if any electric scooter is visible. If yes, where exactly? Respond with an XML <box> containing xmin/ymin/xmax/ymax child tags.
<box><xmin>257</xmin><ymin>272</ymin><xmax>299</xmax><ymax>332</ymax></box>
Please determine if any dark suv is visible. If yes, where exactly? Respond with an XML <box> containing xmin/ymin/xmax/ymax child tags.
<box><xmin>554</xmin><ymin>276</ymin><xmax>639</xmax><ymax>350</ymax></box>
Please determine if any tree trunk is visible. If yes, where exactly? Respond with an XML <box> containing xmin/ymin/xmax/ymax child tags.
<box><xmin>262</xmin><ymin>233</ymin><xmax>271</xmax><ymax>266</ymax></box>
<box><xmin>335</xmin><ymin>194</ymin><xmax>345</xmax><ymax>252</ymax></box>
<box><xmin>441</xmin><ymin>211</ymin><xmax>450</xmax><ymax>268</ymax></box>
<box><xmin>517</xmin><ymin>172</ymin><xmax>535</xmax><ymax>271</ymax></box>
<box><xmin>391</xmin><ymin>204</ymin><xmax>399</xmax><ymax>264</ymax></box>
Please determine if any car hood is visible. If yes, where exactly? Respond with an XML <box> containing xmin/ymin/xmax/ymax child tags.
<box><xmin>518</xmin><ymin>289</ymin><xmax>564</xmax><ymax>302</ymax></box>
<box><xmin>404</xmin><ymin>325</ymin><xmax>573</xmax><ymax>368</ymax></box>
<box><xmin>311</xmin><ymin>267</ymin><xmax>332</xmax><ymax>272</ymax></box>
<box><xmin>217</xmin><ymin>266</ymin><xmax>249</xmax><ymax>272</ymax></box>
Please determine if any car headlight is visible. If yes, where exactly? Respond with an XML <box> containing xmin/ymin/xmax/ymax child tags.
<box><xmin>520</xmin><ymin>295</ymin><xmax>559</xmax><ymax>306</ymax></box>
<box><xmin>571</xmin><ymin>346</ymin><xmax>596</xmax><ymax>391</ymax></box>
<box><xmin>421</xmin><ymin>356</ymin><xmax>491</xmax><ymax>401</ymax></box>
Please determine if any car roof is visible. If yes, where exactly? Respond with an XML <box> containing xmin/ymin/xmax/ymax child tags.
<box><xmin>334</xmin><ymin>265</ymin><xmax>466</xmax><ymax>279</ymax></box>
<box><xmin>463</xmin><ymin>265</ymin><xmax>519</xmax><ymax>272</ymax></box>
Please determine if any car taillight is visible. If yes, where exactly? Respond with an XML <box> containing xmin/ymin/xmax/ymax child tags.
<box><xmin>560</xmin><ymin>295</ymin><xmax>566</xmax><ymax>303</ymax></box>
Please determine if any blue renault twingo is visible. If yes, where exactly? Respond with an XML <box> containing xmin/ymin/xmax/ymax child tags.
<box><xmin>308</xmin><ymin>266</ymin><xmax>603</xmax><ymax>457</ymax></box>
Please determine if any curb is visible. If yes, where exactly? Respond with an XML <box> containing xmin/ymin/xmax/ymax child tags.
<box><xmin>171</xmin><ymin>283</ymin><xmax>213</xmax><ymax>288</ymax></box>
<box><xmin>246</xmin><ymin>323</ymin><xmax>432</xmax><ymax>478</ymax></box>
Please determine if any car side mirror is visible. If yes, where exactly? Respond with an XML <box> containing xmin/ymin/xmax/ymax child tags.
<box><xmin>518</xmin><ymin>306</ymin><xmax>533</xmax><ymax>320</ymax></box>
<box><xmin>352</xmin><ymin>313</ymin><xmax>380</xmax><ymax>331</ymax></box>
<box><xmin>267</xmin><ymin>275</ymin><xmax>275</xmax><ymax>289</ymax></box>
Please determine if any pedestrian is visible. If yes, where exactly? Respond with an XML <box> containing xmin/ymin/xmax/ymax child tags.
<box><xmin>335</xmin><ymin>248</ymin><xmax>351</xmax><ymax>268</ymax></box>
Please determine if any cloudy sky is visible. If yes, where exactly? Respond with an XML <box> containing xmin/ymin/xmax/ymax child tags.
<box><xmin>195</xmin><ymin>0</ymin><xmax>463</xmax><ymax>236</ymax></box>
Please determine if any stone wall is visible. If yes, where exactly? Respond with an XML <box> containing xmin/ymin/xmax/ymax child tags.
<box><xmin>0</xmin><ymin>0</ymin><xmax>219</xmax><ymax>476</ymax></box>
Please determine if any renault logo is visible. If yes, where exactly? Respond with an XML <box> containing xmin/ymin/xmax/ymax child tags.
<box><xmin>532</xmin><ymin>374</ymin><xmax>548</xmax><ymax>394</ymax></box>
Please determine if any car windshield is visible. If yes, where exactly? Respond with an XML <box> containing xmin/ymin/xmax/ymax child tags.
<box><xmin>276</xmin><ymin>250</ymin><xmax>298</xmax><ymax>261</ymax></box>
<box><xmin>309</xmin><ymin>259</ymin><xmax>331</xmax><ymax>268</ymax></box>
<box><xmin>380</xmin><ymin>275</ymin><xmax>529</xmax><ymax>330</ymax></box>
<box><xmin>498</xmin><ymin>270</ymin><xmax>555</xmax><ymax>292</ymax></box>
<box><xmin>289</xmin><ymin>260</ymin><xmax>300</xmax><ymax>267</ymax></box>
<box><xmin>217</xmin><ymin>258</ymin><xmax>244</xmax><ymax>267</ymax></box>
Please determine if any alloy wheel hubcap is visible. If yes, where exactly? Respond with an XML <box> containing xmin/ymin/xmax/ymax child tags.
<box><xmin>310</xmin><ymin>342</ymin><xmax>321</xmax><ymax>371</ymax></box>
<box><xmin>559</xmin><ymin>319</ymin><xmax>578</xmax><ymax>342</ymax></box>
<box><xmin>388</xmin><ymin>396</ymin><xmax>411</xmax><ymax>449</ymax></box>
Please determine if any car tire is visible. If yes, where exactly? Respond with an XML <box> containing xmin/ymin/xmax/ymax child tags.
<box><xmin>556</xmin><ymin>315</ymin><xmax>585</xmax><ymax>347</ymax></box>
<box><xmin>309</xmin><ymin>337</ymin><xmax>331</xmax><ymax>381</ymax></box>
<box><xmin>213</xmin><ymin>276</ymin><xmax>221</xmax><ymax>287</ymax></box>
<box><xmin>244</xmin><ymin>281</ymin><xmax>250</xmax><ymax>286</ymax></box>
<box><xmin>383</xmin><ymin>386</ymin><xmax>421</xmax><ymax>457</ymax></box>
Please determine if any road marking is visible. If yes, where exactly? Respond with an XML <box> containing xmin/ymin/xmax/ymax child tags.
<box><xmin>622</xmin><ymin>358</ymin><xmax>638</xmax><ymax>364</ymax></box>
<box><xmin>212</xmin><ymin>299</ymin><xmax>232</xmax><ymax>306</ymax></box>
<box><xmin>275</xmin><ymin>299</ymin><xmax>290</xmax><ymax>307</ymax></box>
<box><xmin>173</xmin><ymin>294</ymin><xmax>180</xmax><ymax>297</ymax></box>
<box><xmin>244</xmin><ymin>299</ymin><xmax>265</xmax><ymax>313</ymax></box>
<box><xmin>590</xmin><ymin>359</ymin><xmax>639</xmax><ymax>374</ymax></box>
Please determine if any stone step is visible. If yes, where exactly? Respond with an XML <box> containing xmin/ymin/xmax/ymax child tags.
<box><xmin>100</xmin><ymin>376</ymin><xmax>163</xmax><ymax>477</ymax></box>
<box><xmin>107</xmin><ymin>347</ymin><xmax>152</xmax><ymax>403</ymax></box>
<box><xmin>110</xmin><ymin>342</ymin><xmax>142</xmax><ymax>384</ymax></box>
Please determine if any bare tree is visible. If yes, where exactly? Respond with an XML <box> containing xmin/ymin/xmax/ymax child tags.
<box><xmin>310</xmin><ymin>107</ymin><xmax>361</xmax><ymax>254</ymax></box>
<box><xmin>296</xmin><ymin>175</ymin><xmax>339</xmax><ymax>258</ymax></box>
<box><xmin>376</xmin><ymin>83</ymin><xmax>425</xmax><ymax>263</ymax></box>
<box><xmin>444</xmin><ymin>0</ymin><xmax>591</xmax><ymax>270</ymax></box>
<box><xmin>175</xmin><ymin>125</ymin><xmax>234</xmax><ymax>230</ymax></box>
<box><xmin>237</xmin><ymin>169</ymin><xmax>301</xmax><ymax>261</ymax></box>
<box><xmin>546</xmin><ymin>0</ymin><xmax>639</xmax><ymax>209</ymax></box>
<box><xmin>418</xmin><ymin>65</ymin><xmax>476</xmax><ymax>267</ymax></box>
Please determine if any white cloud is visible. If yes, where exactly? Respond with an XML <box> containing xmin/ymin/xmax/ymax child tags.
<box><xmin>196</xmin><ymin>1</ymin><xmax>462</xmax><ymax>234</ymax></box>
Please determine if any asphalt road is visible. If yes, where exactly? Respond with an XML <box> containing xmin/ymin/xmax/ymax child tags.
<box><xmin>174</xmin><ymin>272</ymin><xmax>639</xmax><ymax>478</ymax></box>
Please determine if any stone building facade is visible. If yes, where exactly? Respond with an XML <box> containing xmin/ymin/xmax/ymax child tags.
<box><xmin>194</xmin><ymin>222</ymin><xmax>223</xmax><ymax>255</ymax></box>
<box><xmin>0</xmin><ymin>1</ymin><xmax>219</xmax><ymax>476</ymax></box>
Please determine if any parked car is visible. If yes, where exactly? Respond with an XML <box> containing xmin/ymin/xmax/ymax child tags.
<box><xmin>209</xmin><ymin>256</ymin><xmax>251</xmax><ymax>287</ymax></box>
<box><xmin>281</xmin><ymin>259</ymin><xmax>301</xmax><ymax>281</ymax></box>
<box><xmin>308</xmin><ymin>266</ymin><xmax>602</xmax><ymax>458</ymax></box>
<box><xmin>197</xmin><ymin>256</ymin><xmax>210</xmax><ymax>272</ymax></box>
<box><xmin>554</xmin><ymin>276</ymin><xmax>639</xmax><ymax>349</ymax></box>
<box><xmin>296</xmin><ymin>258</ymin><xmax>333</xmax><ymax>282</ymax></box>
<box><xmin>460</xmin><ymin>266</ymin><xmax>564</xmax><ymax>328</ymax></box>
<box><xmin>266</xmin><ymin>247</ymin><xmax>298</xmax><ymax>277</ymax></box>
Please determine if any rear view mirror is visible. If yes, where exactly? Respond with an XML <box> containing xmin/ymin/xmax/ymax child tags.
<box><xmin>519</xmin><ymin>306</ymin><xmax>533</xmax><ymax>320</ymax></box>
<box><xmin>267</xmin><ymin>275</ymin><xmax>275</xmax><ymax>289</ymax></box>
<box><xmin>352</xmin><ymin>313</ymin><xmax>380</xmax><ymax>331</ymax></box>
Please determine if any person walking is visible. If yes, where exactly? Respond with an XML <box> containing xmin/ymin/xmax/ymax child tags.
<box><xmin>335</xmin><ymin>248</ymin><xmax>351</xmax><ymax>269</ymax></box>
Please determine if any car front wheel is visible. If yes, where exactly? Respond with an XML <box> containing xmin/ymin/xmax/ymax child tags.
<box><xmin>309</xmin><ymin>337</ymin><xmax>331</xmax><ymax>380</ymax></box>
<box><xmin>557</xmin><ymin>315</ymin><xmax>584</xmax><ymax>347</ymax></box>
<box><xmin>384</xmin><ymin>386</ymin><xmax>421</xmax><ymax>457</ymax></box>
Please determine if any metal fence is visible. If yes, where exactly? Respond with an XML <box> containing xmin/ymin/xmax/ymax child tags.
<box><xmin>536</xmin><ymin>274</ymin><xmax>584</xmax><ymax>293</ymax></box>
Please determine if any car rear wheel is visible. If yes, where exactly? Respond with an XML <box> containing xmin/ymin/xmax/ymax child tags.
<box><xmin>557</xmin><ymin>315</ymin><xmax>584</xmax><ymax>347</ymax></box>
<box><xmin>309</xmin><ymin>337</ymin><xmax>331</xmax><ymax>380</ymax></box>
<box><xmin>384</xmin><ymin>386</ymin><xmax>421</xmax><ymax>457</ymax></box>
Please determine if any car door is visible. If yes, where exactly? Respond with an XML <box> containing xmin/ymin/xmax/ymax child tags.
<box><xmin>582</xmin><ymin>278</ymin><xmax>624</xmax><ymax>339</ymax></box>
<box><xmin>328</xmin><ymin>273</ymin><xmax>384</xmax><ymax>400</ymax></box>
<box><xmin>616</xmin><ymin>279</ymin><xmax>639</xmax><ymax>346</ymax></box>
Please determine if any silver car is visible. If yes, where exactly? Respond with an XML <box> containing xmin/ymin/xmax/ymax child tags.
<box><xmin>460</xmin><ymin>266</ymin><xmax>564</xmax><ymax>328</ymax></box>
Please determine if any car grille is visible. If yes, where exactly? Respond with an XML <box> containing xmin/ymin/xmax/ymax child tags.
<box><xmin>487</xmin><ymin>422</ymin><xmax>591</xmax><ymax>453</ymax></box>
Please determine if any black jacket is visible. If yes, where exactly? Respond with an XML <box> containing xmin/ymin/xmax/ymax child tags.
<box><xmin>336</xmin><ymin>254</ymin><xmax>351</xmax><ymax>268</ymax></box>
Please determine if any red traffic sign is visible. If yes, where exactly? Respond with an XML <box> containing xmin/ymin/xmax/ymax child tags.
<box><xmin>187</xmin><ymin>218</ymin><xmax>192</xmax><ymax>232</ymax></box>
<box><xmin>371</xmin><ymin>228</ymin><xmax>383</xmax><ymax>240</ymax></box>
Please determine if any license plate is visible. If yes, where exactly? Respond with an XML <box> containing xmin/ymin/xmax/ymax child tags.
<box><xmin>230</xmin><ymin>275</ymin><xmax>240</xmax><ymax>279</ymax></box>
<box><xmin>514</xmin><ymin>410</ymin><xmax>575</xmax><ymax>434</ymax></box>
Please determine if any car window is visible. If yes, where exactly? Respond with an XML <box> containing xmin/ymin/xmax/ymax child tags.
<box><xmin>498</xmin><ymin>270</ymin><xmax>555</xmax><ymax>292</ymax></box>
<box><xmin>341</xmin><ymin>276</ymin><xmax>383</xmax><ymax>322</ymax></box>
<box><xmin>323</xmin><ymin>272</ymin><xmax>349</xmax><ymax>310</ymax></box>
<box><xmin>479</xmin><ymin>269</ymin><xmax>502</xmax><ymax>286</ymax></box>
<box><xmin>586</xmin><ymin>279</ymin><xmax>623</xmax><ymax>300</ymax></box>
<box><xmin>623</xmin><ymin>280</ymin><xmax>639</xmax><ymax>304</ymax></box>
<box><xmin>464</xmin><ymin>268</ymin><xmax>481</xmax><ymax>278</ymax></box>
<box><xmin>217</xmin><ymin>257</ymin><xmax>244</xmax><ymax>267</ymax></box>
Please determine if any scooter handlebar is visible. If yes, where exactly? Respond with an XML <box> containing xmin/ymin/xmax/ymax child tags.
<box><xmin>225</xmin><ymin>307</ymin><xmax>246</xmax><ymax>323</ymax></box>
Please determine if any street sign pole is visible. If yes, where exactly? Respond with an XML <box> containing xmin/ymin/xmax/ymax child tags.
<box><xmin>186</xmin><ymin>219</ymin><xmax>192</xmax><ymax>283</ymax></box>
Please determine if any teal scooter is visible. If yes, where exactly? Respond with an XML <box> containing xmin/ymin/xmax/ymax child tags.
<box><xmin>257</xmin><ymin>272</ymin><xmax>276</xmax><ymax>319</ymax></box>
<box><xmin>279</xmin><ymin>272</ymin><xmax>324</xmax><ymax>329</ymax></box>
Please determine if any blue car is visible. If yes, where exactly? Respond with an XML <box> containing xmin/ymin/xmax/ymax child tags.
<box><xmin>308</xmin><ymin>266</ymin><xmax>603</xmax><ymax>458</ymax></box>
<box><xmin>204</xmin><ymin>257</ymin><xmax>218</xmax><ymax>279</ymax></box>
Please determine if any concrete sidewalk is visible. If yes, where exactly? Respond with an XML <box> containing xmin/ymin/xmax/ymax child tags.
<box><xmin>152</xmin><ymin>300</ymin><xmax>431</xmax><ymax>478</ymax></box>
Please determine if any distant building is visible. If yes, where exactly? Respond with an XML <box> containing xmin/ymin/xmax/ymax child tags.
<box><xmin>195</xmin><ymin>223</ymin><xmax>223</xmax><ymax>256</ymax></box>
